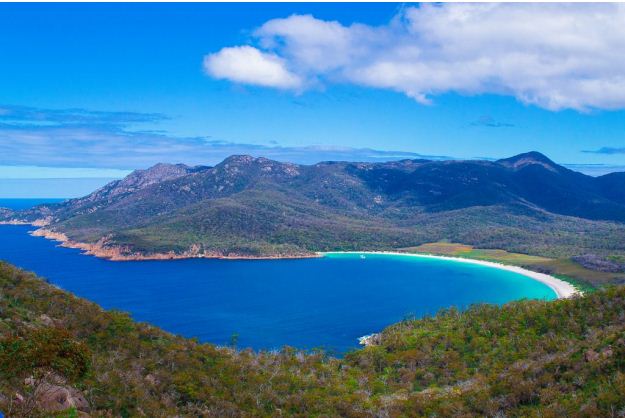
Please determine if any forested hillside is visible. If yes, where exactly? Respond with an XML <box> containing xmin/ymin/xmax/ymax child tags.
<box><xmin>2</xmin><ymin>262</ymin><xmax>625</xmax><ymax>416</ymax></box>
<box><xmin>3</xmin><ymin>152</ymin><xmax>625</xmax><ymax>266</ymax></box>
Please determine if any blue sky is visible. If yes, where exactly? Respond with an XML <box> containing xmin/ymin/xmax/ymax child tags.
<box><xmin>2</xmin><ymin>3</ymin><xmax>625</xmax><ymax>197</ymax></box>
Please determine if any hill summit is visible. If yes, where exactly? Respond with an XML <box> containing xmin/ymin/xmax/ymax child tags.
<box><xmin>497</xmin><ymin>151</ymin><xmax>560</xmax><ymax>171</ymax></box>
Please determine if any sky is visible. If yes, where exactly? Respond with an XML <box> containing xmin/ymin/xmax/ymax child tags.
<box><xmin>2</xmin><ymin>3</ymin><xmax>625</xmax><ymax>197</ymax></box>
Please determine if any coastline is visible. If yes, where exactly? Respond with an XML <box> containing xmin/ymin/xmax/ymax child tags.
<box><xmin>4</xmin><ymin>224</ymin><xmax>583</xmax><ymax>349</ymax></box>
<box><xmin>323</xmin><ymin>251</ymin><xmax>580</xmax><ymax>299</ymax></box>
<box><xmin>327</xmin><ymin>251</ymin><xmax>581</xmax><ymax>347</ymax></box>
<box><xmin>28</xmin><ymin>227</ymin><xmax>321</xmax><ymax>261</ymax></box>
<box><xmin>4</xmin><ymin>224</ymin><xmax>582</xmax><ymax>298</ymax></box>
<box><xmin>0</xmin><ymin>220</ymin><xmax>32</xmax><ymax>225</ymax></box>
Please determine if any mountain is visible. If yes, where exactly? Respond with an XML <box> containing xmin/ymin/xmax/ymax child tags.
<box><xmin>596</xmin><ymin>171</ymin><xmax>625</xmax><ymax>203</ymax></box>
<box><xmin>31</xmin><ymin>162</ymin><xmax>202</xmax><ymax>221</ymax></box>
<box><xmin>497</xmin><ymin>152</ymin><xmax>625</xmax><ymax>221</ymax></box>
<box><xmin>3</xmin><ymin>152</ymin><xmax>625</xmax><ymax>260</ymax></box>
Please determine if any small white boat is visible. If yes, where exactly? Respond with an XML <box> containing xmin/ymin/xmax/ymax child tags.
<box><xmin>360</xmin><ymin>254</ymin><xmax>366</xmax><ymax>259</ymax></box>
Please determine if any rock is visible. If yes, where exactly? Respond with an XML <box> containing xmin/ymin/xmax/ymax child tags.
<box><xmin>584</xmin><ymin>347</ymin><xmax>613</xmax><ymax>363</ymax></box>
<box><xmin>358</xmin><ymin>333</ymin><xmax>382</xmax><ymax>346</ymax></box>
<box><xmin>36</xmin><ymin>383</ymin><xmax>90</xmax><ymax>413</ymax></box>
<box><xmin>39</xmin><ymin>314</ymin><xmax>55</xmax><ymax>326</ymax></box>
<box><xmin>584</xmin><ymin>349</ymin><xmax>600</xmax><ymax>362</ymax></box>
<box><xmin>145</xmin><ymin>373</ymin><xmax>158</xmax><ymax>386</ymax></box>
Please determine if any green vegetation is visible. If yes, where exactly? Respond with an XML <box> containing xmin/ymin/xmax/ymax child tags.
<box><xmin>405</xmin><ymin>242</ymin><xmax>623</xmax><ymax>289</ymax></box>
<box><xmin>2</xmin><ymin>261</ymin><xmax>625</xmax><ymax>416</ymax></box>
<box><xmin>5</xmin><ymin>153</ymin><xmax>625</xmax><ymax>283</ymax></box>
<box><xmin>55</xmin><ymin>192</ymin><xmax>625</xmax><ymax>263</ymax></box>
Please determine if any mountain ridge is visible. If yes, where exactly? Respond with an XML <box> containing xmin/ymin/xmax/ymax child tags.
<box><xmin>3</xmin><ymin>151</ymin><xmax>625</xmax><ymax>263</ymax></box>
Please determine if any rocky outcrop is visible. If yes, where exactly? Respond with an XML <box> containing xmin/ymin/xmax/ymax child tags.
<box><xmin>0</xmin><ymin>219</ymin><xmax>30</xmax><ymax>225</ymax></box>
<box><xmin>37</xmin><ymin>163</ymin><xmax>199</xmax><ymax>221</ymax></box>
<box><xmin>85</xmin><ymin>162</ymin><xmax>195</xmax><ymax>201</ymax></box>
<box><xmin>30</xmin><ymin>227</ymin><xmax>319</xmax><ymax>261</ymax></box>
<box><xmin>11</xmin><ymin>374</ymin><xmax>91</xmax><ymax>415</ymax></box>
<box><xmin>584</xmin><ymin>346</ymin><xmax>614</xmax><ymax>363</ymax></box>
<box><xmin>358</xmin><ymin>333</ymin><xmax>382</xmax><ymax>347</ymax></box>
<box><xmin>35</xmin><ymin>383</ymin><xmax>90</xmax><ymax>413</ymax></box>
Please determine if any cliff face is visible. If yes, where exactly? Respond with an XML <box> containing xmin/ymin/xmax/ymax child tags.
<box><xmin>6</xmin><ymin>152</ymin><xmax>625</xmax><ymax>260</ymax></box>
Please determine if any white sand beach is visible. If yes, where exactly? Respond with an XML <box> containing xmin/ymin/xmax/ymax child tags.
<box><xmin>323</xmin><ymin>251</ymin><xmax>580</xmax><ymax>299</ymax></box>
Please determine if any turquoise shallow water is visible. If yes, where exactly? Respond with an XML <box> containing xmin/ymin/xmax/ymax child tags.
<box><xmin>0</xmin><ymin>225</ymin><xmax>555</xmax><ymax>353</ymax></box>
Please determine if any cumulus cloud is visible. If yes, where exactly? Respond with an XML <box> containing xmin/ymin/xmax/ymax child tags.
<box><xmin>204</xmin><ymin>46</ymin><xmax>301</xmax><ymax>89</ymax></box>
<box><xmin>204</xmin><ymin>4</ymin><xmax>625</xmax><ymax>111</ymax></box>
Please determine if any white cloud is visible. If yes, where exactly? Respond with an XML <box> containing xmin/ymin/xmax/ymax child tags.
<box><xmin>256</xmin><ymin>14</ymin><xmax>372</xmax><ymax>74</ymax></box>
<box><xmin>204</xmin><ymin>4</ymin><xmax>625</xmax><ymax>111</ymax></box>
<box><xmin>203</xmin><ymin>45</ymin><xmax>301</xmax><ymax>89</ymax></box>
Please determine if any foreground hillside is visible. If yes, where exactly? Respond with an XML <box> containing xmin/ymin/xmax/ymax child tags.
<box><xmin>3</xmin><ymin>152</ymin><xmax>625</xmax><ymax>266</ymax></box>
<box><xmin>2</xmin><ymin>262</ymin><xmax>625</xmax><ymax>416</ymax></box>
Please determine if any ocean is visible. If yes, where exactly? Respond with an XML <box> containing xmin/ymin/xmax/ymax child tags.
<box><xmin>0</xmin><ymin>198</ymin><xmax>66</xmax><ymax>210</ymax></box>
<box><xmin>0</xmin><ymin>224</ymin><xmax>555</xmax><ymax>353</ymax></box>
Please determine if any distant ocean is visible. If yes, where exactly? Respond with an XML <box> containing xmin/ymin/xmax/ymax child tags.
<box><xmin>0</xmin><ymin>198</ymin><xmax>66</xmax><ymax>210</ymax></box>
<box><xmin>0</xmin><ymin>224</ymin><xmax>556</xmax><ymax>353</ymax></box>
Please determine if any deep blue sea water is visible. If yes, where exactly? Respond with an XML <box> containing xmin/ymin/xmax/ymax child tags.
<box><xmin>0</xmin><ymin>198</ymin><xmax>66</xmax><ymax>210</ymax></box>
<box><xmin>0</xmin><ymin>225</ymin><xmax>555</xmax><ymax>353</ymax></box>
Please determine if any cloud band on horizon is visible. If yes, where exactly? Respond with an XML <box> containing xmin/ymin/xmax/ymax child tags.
<box><xmin>0</xmin><ymin>104</ymin><xmax>448</xmax><ymax>170</ymax></box>
<box><xmin>3</xmin><ymin>104</ymin><xmax>625</xmax><ymax>177</ymax></box>
<box><xmin>583</xmin><ymin>147</ymin><xmax>625</xmax><ymax>155</ymax></box>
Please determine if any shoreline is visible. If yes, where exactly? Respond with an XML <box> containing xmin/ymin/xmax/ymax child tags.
<box><xmin>28</xmin><ymin>227</ymin><xmax>321</xmax><ymax>261</ymax></box>
<box><xmin>4</xmin><ymin>224</ymin><xmax>580</xmax><ymax>298</ymax></box>
<box><xmin>326</xmin><ymin>251</ymin><xmax>581</xmax><ymax>347</ymax></box>
<box><xmin>323</xmin><ymin>251</ymin><xmax>580</xmax><ymax>299</ymax></box>
<box><xmin>0</xmin><ymin>220</ymin><xmax>32</xmax><ymax>225</ymax></box>
<box><xmin>3</xmin><ymin>224</ymin><xmax>582</xmax><ymax>349</ymax></box>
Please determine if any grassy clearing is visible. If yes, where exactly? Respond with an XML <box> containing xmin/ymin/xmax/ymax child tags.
<box><xmin>403</xmin><ymin>242</ymin><xmax>623</xmax><ymax>289</ymax></box>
